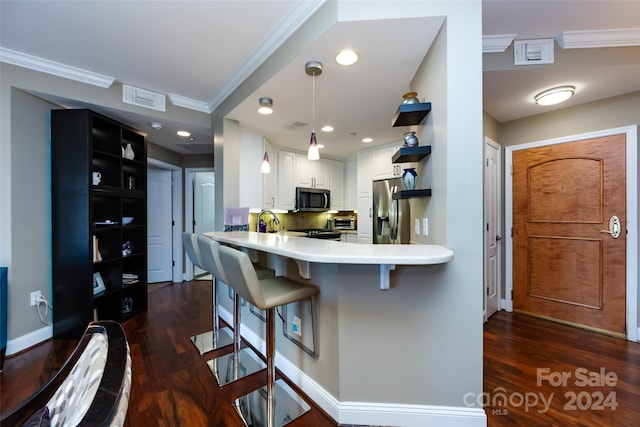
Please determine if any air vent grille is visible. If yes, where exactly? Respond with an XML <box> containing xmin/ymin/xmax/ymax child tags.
<box><xmin>123</xmin><ymin>84</ymin><xmax>166</xmax><ymax>112</ymax></box>
<box><xmin>284</xmin><ymin>121</ymin><xmax>307</xmax><ymax>130</ymax></box>
<box><xmin>514</xmin><ymin>39</ymin><xmax>554</xmax><ymax>65</ymax></box>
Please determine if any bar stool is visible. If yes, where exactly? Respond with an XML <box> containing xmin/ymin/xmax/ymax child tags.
<box><xmin>182</xmin><ymin>232</ymin><xmax>234</xmax><ymax>354</ymax></box>
<box><xmin>218</xmin><ymin>245</ymin><xmax>318</xmax><ymax>427</ymax></box>
<box><xmin>197</xmin><ymin>235</ymin><xmax>274</xmax><ymax>386</ymax></box>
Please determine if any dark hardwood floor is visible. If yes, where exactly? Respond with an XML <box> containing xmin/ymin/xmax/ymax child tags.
<box><xmin>2</xmin><ymin>281</ymin><xmax>639</xmax><ymax>426</ymax></box>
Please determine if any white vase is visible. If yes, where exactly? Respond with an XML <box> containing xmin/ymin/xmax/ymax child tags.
<box><xmin>124</xmin><ymin>143</ymin><xmax>135</xmax><ymax>160</ymax></box>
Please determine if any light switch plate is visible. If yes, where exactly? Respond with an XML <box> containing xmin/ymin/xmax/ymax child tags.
<box><xmin>415</xmin><ymin>218</ymin><xmax>420</xmax><ymax>235</ymax></box>
<box><xmin>423</xmin><ymin>218</ymin><xmax>429</xmax><ymax>236</ymax></box>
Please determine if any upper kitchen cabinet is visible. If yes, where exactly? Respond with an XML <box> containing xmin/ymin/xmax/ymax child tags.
<box><xmin>326</xmin><ymin>158</ymin><xmax>344</xmax><ymax>210</ymax></box>
<box><xmin>238</xmin><ymin>130</ymin><xmax>276</xmax><ymax>210</ymax></box>
<box><xmin>372</xmin><ymin>143</ymin><xmax>405</xmax><ymax>180</ymax></box>
<box><xmin>277</xmin><ymin>150</ymin><xmax>296</xmax><ymax>210</ymax></box>
<box><xmin>295</xmin><ymin>153</ymin><xmax>328</xmax><ymax>189</ymax></box>
<box><xmin>344</xmin><ymin>159</ymin><xmax>357</xmax><ymax>211</ymax></box>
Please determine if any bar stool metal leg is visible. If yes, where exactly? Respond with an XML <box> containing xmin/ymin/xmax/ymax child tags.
<box><xmin>208</xmin><ymin>291</ymin><xmax>266</xmax><ymax>386</ymax></box>
<box><xmin>234</xmin><ymin>307</ymin><xmax>310</xmax><ymax>427</ymax></box>
<box><xmin>190</xmin><ymin>277</ymin><xmax>234</xmax><ymax>355</ymax></box>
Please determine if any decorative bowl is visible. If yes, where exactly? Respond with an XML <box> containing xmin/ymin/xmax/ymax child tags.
<box><xmin>122</xmin><ymin>217</ymin><xmax>134</xmax><ymax>225</ymax></box>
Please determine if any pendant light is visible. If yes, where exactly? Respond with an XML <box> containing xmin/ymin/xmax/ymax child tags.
<box><xmin>259</xmin><ymin>97</ymin><xmax>273</xmax><ymax>173</ymax></box>
<box><xmin>305</xmin><ymin>61</ymin><xmax>322</xmax><ymax>160</ymax></box>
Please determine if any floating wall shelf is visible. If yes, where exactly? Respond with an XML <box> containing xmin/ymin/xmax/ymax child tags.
<box><xmin>392</xmin><ymin>102</ymin><xmax>432</xmax><ymax>127</ymax></box>
<box><xmin>392</xmin><ymin>189</ymin><xmax>432</xmax><ymax>200</ymax></box>
<box><xmin>392</xmin><ymin>145</ymin><xmax>432</xmax><ymax>163</ymax></box>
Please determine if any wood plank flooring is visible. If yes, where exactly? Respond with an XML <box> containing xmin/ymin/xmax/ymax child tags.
<box><xmin>2</xmin><ymin>281</ymin><xmax>639</xmax><ymax>426</ymax></box>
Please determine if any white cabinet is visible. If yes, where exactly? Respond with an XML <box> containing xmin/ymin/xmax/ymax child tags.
<box><xmin>239</xmin><ymin>130</ymin><xmax>275</xmax><ymax>210</ymax></box>
<box><xmin>372</xmin><ymin>144</ymin><xmax>403</xmax><ymax>179</ymax></box>
<box><xmin>344</xmin><ymin>159</ymin><xmax>357</xmax><ymax>211</ymax></box>
<box><xmin>340</xmin><ymin>233</ymin><xmax>357</xmax><ymax>243</ymax></box>
<box><xmin>327</xmin><ymin>159</ymin><xmax>344</xmax><ymax>210</ymax></box>
<box><xmin>356</xmin><ymin>151</ymin><xmax>373</xmax><ymax>243</ymax></box>
<box><xmin>277</xmin><ymin>150</ymin><xmax>296</xmax><ymax>210</ymax></box>
<box><xmin>296</xmin><ymin>153</ymin><xmax>328</xmax><ymax>189</ymax></box>
<box><xmin>263</xmin><ymin>138</ymin><xmax>275</xmax><ymax>209</ymax></box>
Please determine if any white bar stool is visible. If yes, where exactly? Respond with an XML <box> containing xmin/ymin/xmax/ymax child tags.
<box><xmin>182</xmin><ymin>232</ymin><xmax>233</xmax><ymax>354</ymax></box>
<box><xmin>197</xmin><ymin>235</ymin><xmax>274</xmax><ymax>386</ymax></box>
<box><xmin>218</xmin><ymin>245</ymin><xmax>318</xmax><ymax>427</ymax></box>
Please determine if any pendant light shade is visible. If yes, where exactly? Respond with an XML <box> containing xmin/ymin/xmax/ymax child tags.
<box><xmin>260</xmin><ymin>151</ymin><xmax>271</xmax><ymax>174</ymax></box>
<box><xmin>308</xmin><ymin>131</ymin><xmax>319</xmax><ymax>161</ymax></box>
<box><xmin>305</xmin><ymin>61</ymin><xmax>323</xmax><ymax>160</ymax></box>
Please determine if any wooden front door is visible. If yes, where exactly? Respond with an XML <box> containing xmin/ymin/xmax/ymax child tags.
<box><xmin>512</xmin><ymin>134</ymin><xmax>626</xmax><ymax>336</ymax></box>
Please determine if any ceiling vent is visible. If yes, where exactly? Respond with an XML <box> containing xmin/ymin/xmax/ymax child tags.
<box><xmin>123</xmin><ymin>84</ymin><xmax>166</xmax><ymax>112</ymax></box>
<box><xmin>284</xmin><ymin>121</ymin><xmax>308</xmax><ymax>130</ymax></box>
<box><xmin>514</xmin><ymin>39</ymin><xmax>554</xmax><ymax>65</ymax></box>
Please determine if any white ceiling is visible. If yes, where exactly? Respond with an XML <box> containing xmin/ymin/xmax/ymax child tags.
<box><xmin>1</xmin><ymin>1</ymin><xmax>638</xmax><ymax>159</ymax></box>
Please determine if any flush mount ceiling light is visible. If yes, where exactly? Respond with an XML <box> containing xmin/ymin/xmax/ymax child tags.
<box><xmin>335</xmin><ymin>49</ymin><xmax>359</xmax><ymax>66</ymax></box>
<box><xmin>305</xmin><ymin>60</ymin><xmax>323</xmax><ymax>161</ymax></box>
<box><xmin>534</xmin><ymin>85</ymin><xmax>575</xmax><ymax>106</ymax></box>
<box><xmin>258</xmin><ymin>97</ymin><xmax>273</xmax><ymax>115</ymax></box>
<box><xmin>177</xmin><ymin>130</ymin><xmax>191</xmax><ymax>137</ymax></box>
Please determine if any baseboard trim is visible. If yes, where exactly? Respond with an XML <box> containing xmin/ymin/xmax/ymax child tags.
<box><xmin>6</xmin><ymin>325</ymin><xmax>52</xmax><ymax>356</ymax></box>
<box><xmin>218</xmin><ymin>307</ymin><xmax>487</xmax><ymax>427</ymax></box>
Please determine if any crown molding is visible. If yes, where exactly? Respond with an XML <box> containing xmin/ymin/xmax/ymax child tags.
<box><xmin>168</xmin><ymin>93</ymin><xmax>210</xmax><ymax>113</ymax></box>
<box><xmin>482</xmin><ymin>34</ymin><xmax>517</xmax><ymax>53</ymax></box>
<box><xmin>207</xmin><ymin>0</ymin><xmax>326</xmax><ymax>112</ymax></box>
<box><xmin>556</xmin><ymin>28</ymin><xmax>640</xmax><ymax>49</ymax></box>
<box><xmin>0</xmin><ymin>47</ymin><xmax>115</xmax><ymax>88</ymax></box>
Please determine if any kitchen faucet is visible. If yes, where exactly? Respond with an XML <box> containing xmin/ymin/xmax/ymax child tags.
<box><xmin>257</xmin><ymin>209</ymin><xmax>281</xmax><ymax>233</ymax></box>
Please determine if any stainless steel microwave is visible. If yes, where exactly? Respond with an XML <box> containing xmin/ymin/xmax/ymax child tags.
<box><xmin>295</xmin><ymin>187</ymin><xmax>330</xmax><ymax>212</ymax></box>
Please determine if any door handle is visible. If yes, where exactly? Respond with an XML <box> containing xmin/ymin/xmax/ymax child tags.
<box><xmin>600</xmin><ymin>215</ymin><xmax>621</xmax><ymax>239</ymax></box>
<box><xmin>496</xmin><ymin>236</ymin><xmax>502</xmax><ymax>241</ymax></box>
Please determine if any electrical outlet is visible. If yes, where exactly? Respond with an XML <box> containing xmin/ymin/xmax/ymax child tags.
<box><xmin>292</xmin><ymin>315</ymin><xmax>302</xmax><ymax>336</ymax></box>
<box><xmin>423</xmin><ymin>218</ymin><xmax>429</xmax><ymax>236</ymax></box>
<box><xmin>415</xmin><ymin>218</ymin><xmax>420</xmax><ymax>235</ymax></box>
<box><xmin>30</xmin><ymin>290</ymin><xmax>42</xmax><ymax>307</ymax></box>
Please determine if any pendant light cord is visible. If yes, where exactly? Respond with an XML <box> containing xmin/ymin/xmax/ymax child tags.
<box><xmin>312</xmin><ymin>72</ymin><xmax>316</xmax><ymax>132</ymax></box>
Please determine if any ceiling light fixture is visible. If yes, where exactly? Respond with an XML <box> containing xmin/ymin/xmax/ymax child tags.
<box><xmin>534</xmin><ymin>85</ymin><xmax>575</xmax><ymax>106</ymax></box>
<box><xmin>321</xmin><ymin>125</ymin><xmax>334</xmax><ymax>132</ymax></box>
<box><xmin>258</xmin><ymin>97</ymin><xmax>273</xmax><ymax>115</ymax></box>
<box><xmin>150</xmin><ymin>122</ymin><xmax>162</xmax><ymax>130</ymax></box>
<box><xmin>305</xmin><ymin>60</ymin><xmax>322</xmax><ymax>161</ymax></box>
<box><xmin>362</xmin><ymin>137</ymin><xmax>373</xmax><ymax>143</ymax></box>
<box><xmin>177</xmin><ymin>130</ymin><xmax>191</xmax><ymax>137</ymax></box>
<box><xmin>336</xmin><ymin>49</ymin><xmax>359</xmax><ymax>66</ymax></box>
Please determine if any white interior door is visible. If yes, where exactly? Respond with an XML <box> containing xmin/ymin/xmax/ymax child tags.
<box><xmin>193</xmin><ymin>172</ymin><xmax>215</xmax><ymax>276</ymax></box>
<box><xmin>147</xmin><ymin>168</ymin><xmax>173</xmax><ymax>283</ymax></box>
<box><xmin>484</xmin><ymin>137</ymin><xmax>502</xmax><ymax>321</ymax></box>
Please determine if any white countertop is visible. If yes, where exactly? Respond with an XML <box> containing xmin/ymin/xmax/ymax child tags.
<box><xmin>204</xmin><ymin>231</ymin><xmax>454</xmax><ymax>265</ymax></box>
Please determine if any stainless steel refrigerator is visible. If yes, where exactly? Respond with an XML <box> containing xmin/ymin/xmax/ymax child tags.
<box><xmin>373</xmin><ymin>178</ymin><xmax>410</xmax><ymax>244</ymax></box>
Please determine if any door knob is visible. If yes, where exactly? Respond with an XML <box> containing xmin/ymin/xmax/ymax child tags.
<box><xmin>600</xmin><ymin>215</ymin><xmax>621</xmax><ymax>239</ymax></box>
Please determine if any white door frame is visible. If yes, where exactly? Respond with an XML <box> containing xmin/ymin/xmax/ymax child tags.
<box><xmin>148</xmin><ymin>158</ymin><xmax>183</xmax><ymax>284</ymax></box>
<box><xmin>484</xmin><ymin>136</ymin><xmax>502</xmax><ymax>321</ymax></box>
<box><xmin>505</xmin><ymin>125</ymin><xmax>638</xmax><ymax>342</ymax></box>
<box><xmin>184</xmin><ymin>167</ymin><xmax>214</xmax><ymax>281</ymax></box>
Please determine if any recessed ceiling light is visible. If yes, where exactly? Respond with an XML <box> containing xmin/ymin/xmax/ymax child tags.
<box><xmin>321</xmin><ymin>125</ymin><xmax>334</xmax><ymax>132</ymax></box>
<box><xmin>177</xmin><ymin>130</ymin><xmax>191</xmax><ymax>137</ymax></box>
<box><xmin>317</xmin><ymin>144</ymin><xmax>325</xmax><ymax>149</ymax></box>
<box><xmin>336</xmin><ymin>49</ymin><xmax>359</xmax><ymax>66</ymax></box>
<box><xmin>150</xmin><ymin>122</ymin><xmax>162</xmax><ymax>130</ymax></box>
<box><xmin>362</xmin><ymin>137</ymin><xmax>373</xmax><ymax>143</ymax></box>
<box><xmin>534</xmin><ymin>85</ymin><xmax>575</xmax><ymax>106</ymax></box>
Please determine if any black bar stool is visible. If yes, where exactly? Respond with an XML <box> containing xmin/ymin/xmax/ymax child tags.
<box><xmin>218</xmin><ymin>245</ymin><xmax>318</xmax><ymax>427</ymax></box>
<box><xmin>182</xmin><ymin>232</ymin><xmax>233</xmax><ymax>354</ymax></box>
<box><xmin>197</xmin><ymin>235</ymin><xmax>274</xmax><ymax>386</ymax></box>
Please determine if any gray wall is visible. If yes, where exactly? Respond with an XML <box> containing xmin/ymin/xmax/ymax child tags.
<box><xmin>0</xmin><ymin>62</ymin><xmax>213</xmax><ymax>348</ymax></box>
<box><xmin>492</xmin><ymin>91</ymin><xmax>640</xmax><ymax>329</ymax></box>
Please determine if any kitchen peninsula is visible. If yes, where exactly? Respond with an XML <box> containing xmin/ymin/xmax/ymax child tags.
<box><xmin>204</xmin><ymin>231</ymin><xmax>459</xmax><ymax>425</ymax></box>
